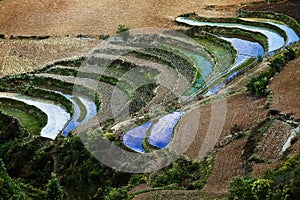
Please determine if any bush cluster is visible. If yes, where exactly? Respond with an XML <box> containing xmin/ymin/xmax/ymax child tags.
<box><xmin>246</xmin><ymin>48</ymin><xmax>296</xmax><ymax>97</ymax></box>
<box><xmin>228</xmin><ymin>154</ymin><xmax>300</xmax><ymax>200</ymax></box>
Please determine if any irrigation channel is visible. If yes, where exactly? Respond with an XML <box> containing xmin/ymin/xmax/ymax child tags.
<box><xmin>0</xmin><ymin>15</ymin><xmax>299</xmax><ymax>153</ymax></box>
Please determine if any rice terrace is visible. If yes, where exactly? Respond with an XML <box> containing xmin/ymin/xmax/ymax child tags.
<box><xmin>0</xmin><ymin>0</ymin><xmax>300</xmax><ymax>199</ymax></box>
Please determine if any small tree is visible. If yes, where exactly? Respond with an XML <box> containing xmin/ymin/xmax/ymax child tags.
<box><xmin>45</xmin><ymin>173</ymin><xmax>63</xmax><ymax>200</ymax></box>
<box><xmin>246</xmin><ymin>72</ymin><xmax>270</xmax><ymax>97</ymax></box>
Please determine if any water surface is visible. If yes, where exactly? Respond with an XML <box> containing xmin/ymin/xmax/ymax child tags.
<box><xmin>0</xmin><ymin>93</ymin><xmax>70</xmax><ymax>139</ymax></box>
<box><xmin>148</xmin><ymin>111</ymin><xmax>184</xmax><ymax>148</ymax></box>
<box><xmin>123</xmin><ymin>122</ymin><xmax>152</xmax><ymax>153</ymax></box>
<box><xmin>176</xmin><ymin>17</ymin><xmax>285</xmax><ymax>52</ymax></box>
<box><xmin>240</xmin><ymin>18</ymin><xmax>299</xmax><ymax>45</ymax></box>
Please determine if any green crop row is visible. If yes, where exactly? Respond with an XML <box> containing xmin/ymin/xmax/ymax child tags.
<box><xmin>195</xmin><ymin>26</ymin><xmax>268</xmax><ymax>52</ymax></box>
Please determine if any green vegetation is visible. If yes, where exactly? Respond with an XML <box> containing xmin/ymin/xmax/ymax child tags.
<box><xmin>0</xmin><ymin>159</ymin><xmax>26</xmax><ymax>200</ymax></box>
<box><xmin>25</xmin><ymin>87</ymin><xmax>74</xmax><ymax>116</ymax></box>
<box><xmin>247</xmin><ymin>47</ymin><xmax>296</xmax><ymax>97</ymax></box>
<box><xmin>225</xmin><ymin>57</ymin><xmax>257</xmax><ymax>84</ymax></box>
<box><xmin>149</xmin><ymin>155</ymin><xmax>215</xmax><ymax>190</ymax></box>
<box><xmin>187</xmin><ymin>14</ymin><xmax>288</xmax><ymax>43</ymax></box>
<box><xmin>129</xmin><ymin>83</ymin><xmax>157</xmax><ymax>115</ymax></box>
<box><xmin>0</xmin><ymin>98</ymin><xmax>47</xmax><ymax>135</ymax></box>
<box><xmin>239</xmin><ymin>10</ymin><xmax>300</xmax><ymax>37</ymax></box>
<box><xmin>228</xmin><ymin>154</ymin><xmax>300</xmax><ymax>200</ymax></box>
<box><xmin>0</xmin><ymin>76</ymin><xmax>74</xmax><ymax>116</ymax></box>
<box><xmin>128</xmin><ymin>47</ymin><xmax>196</xmax><ymax>83</ymax></box>
<box><xmin>46</xmin><ymin>67</ymin><xmax>134</xmax><ymax>96</ymax></box>
<box><xmin>72</xmin><ymin>96</ymin><xmax>87</xmax><ymax>122</ymax></box>
<box><xmin>188</xmin><ymin>29</ymin><xmax>236</xmax><ymax>72</ymax></box>
<box><xmin>0</xmin><ymin>10</ymin><xmax>299</xmax><ymax>200</ymax></box>
<box><xmin>0</xmin><ymin>105</ymin><xmax>44</xmax><ymax>135</ymax></box>
<box><xmin>45</xmin><ymin>174</ymin><xmax>63</xmax><ymax>200</ymax></box>
<box><xmin>0</xmin><ymin>111</ymin><xmax>28</xmax><ymax>150</ymax></box>
<box><xmin>117</xmin><ymin>24</ymin><xmax>130</xmax><ymax>33</ymax></box>
<box><xmin>126</xmin><ymin>50</ymin><xmax>177</xmax><ymax>69</ymax></box>
<box><xmin>196</xmin><ymin>26</ymin><xmax>268</xmax><ymax>52</ymax></box>
<box><xmin>54</xmin><ymin>57</ymin><xmax>86</xmax><ymax>68</ymax></box>
<box><xmin>246</xmin><ymin>71</ymin><xmax>271</xmax><ymax>97</ymax></box>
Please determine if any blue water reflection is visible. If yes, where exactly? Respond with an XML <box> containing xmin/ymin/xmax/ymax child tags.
<box><xmin>123</xmin><ymin>122</ymin><xmax>152</xmax><ymax>153</ymax></box>
<box><xmin>148</xmin><ymin>111</ymin><xmax>184</xmax><ymax>148</ymax></box>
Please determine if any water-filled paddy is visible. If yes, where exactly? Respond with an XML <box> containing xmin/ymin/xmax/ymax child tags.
<box><xmin>221</xmin><ymin>37</ymin><xmax>264</xmax><ymax>69</ymax></box>
<box><xmin>0</xmin><ymin>93</ymin><xmax>70</xmax><ymax>139</ymax></box>
<box><xmin>123</xmin><ymin>122</ymin><xmax>152</xmax><ymax>153</ymax></box>
<box><xmin>62</xmin><ymin>94</ymin><xmax>97</xmax><ymax>136</ymax></box>
<box><xmin>185</xmin><ymin>52</ymin><xmax>213</xmax><ymax>94</ymax></box>
<box><xmin>148</xmin><ymin>111</ymin><xmax>184</xmax><ymax>149</ymax></box>
<box><xmin>176</xmin><ymin>17</ymin><xmax>286</xmax><ymax>52</ymax></box>
<box><xmin>240</xmin><ymin>18</ymin><xmax>299</xmax><ymax>45</ymax></box>
<box><xmin>3</xmin><ymin>15</ymin><xmax>298</xmax><ymax>153</ymax></box>
<box><xmin>123</xmin><ymin>111</ymin><xmax>184</xmax><ymax>153</ymax></box>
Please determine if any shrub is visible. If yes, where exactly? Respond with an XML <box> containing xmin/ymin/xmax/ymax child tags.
<box><xmin>252</xmin><ymin>178</ymin><xmax>272</xmax><ymax>200</ymax></box>
<box><xmin>103</xmin><ymin>131</ymin><xmax>115</xmax><ymax>141</ymax></box>
<box><xmin>269</xmin><ymin>48</ymin><xmax>296</xmax><ymax>75</ymax></box>
<box><xmin>246</xmin><ymin>71</ymin><xmax>271</xmax><ymax>97</ymax></box>
<box><xmin>104</xmin><ymin>186</ymin><xmax>130</xmax><ymax>200</ymax></box>
<box><xmin>228</xmin><ymin>154</ymin><xmax>300</xmax><ymax>200</ymax></box>
<box><xmin>117</xmin><ymin>24</ymin><xmax>130</xmax><ymax>33</ymax></box>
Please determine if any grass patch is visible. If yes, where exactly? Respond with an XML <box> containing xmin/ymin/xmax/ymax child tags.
<box><xmin>72</xmin><ymin>96</ymin><xmax>87</xmax><ymax>122</ymax></box>
<box><xmin>191</xmin><ymin>34</ymin><xmax>236</xmax><ymax>73</ymax></box>
<box><xmin>0</xmin><ymin>99</ymin><xmax>47</xmax><ymax>135</ymax></box>
<box><xmin>0</xmin><ymin>107</ymin><xmax>43</xmax><ymax>135</ymax></box>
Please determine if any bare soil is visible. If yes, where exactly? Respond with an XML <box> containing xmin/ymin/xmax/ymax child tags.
<box><xmin>269</xmin><ymin>57</ymin><xmax>300</xmax><ymax>119</ymax></box>
<box><xmin>133</xmin><ymin>190</ymin><xmax>226</xmax><ymax>200</ymax></box>
<box><xmin>129</xmin><ymin>184</ymin><xmax>151</xmax><ymax>195</ymax></box>
<box><xmin>0</xmin><ymin>0</ymin><xmax>300</xmax><ymax>199</ymax></box>
<box><xmin>244</xmin><ymin>1</ymin><xmax>300</xmax><ymax>24</ymax></box>
<box><xmin>290</xmin><ymin>137</ymin><xmax>300</xmax><ymax>155</ymax></box>
<box><xmin>184</xmin><ymin>93</ymin><xmax>268</xmax><ymax>160</ymax></box>
<box><xmin>251</xmin><ymin>163</ymin><xmax>280</xmax><ymax>177</ymax></box>
<box><xmin>202</xmin><ymin>137</ymin><xmax>247</xmax><ymax>193</ymax></box>
<box><xmin>0</xmin><ymin>37</ymin><xmax>99</xmax><ymax>76</ymax></box>
<box><xmin>0</xmin><ymin>0</ymin><xmax>260</xmax><ymax>36</ymax></box>
<box><xmin>255</xmin><ymin>120</ymin><xmax>292</xmax><ymax>162</ymax></box>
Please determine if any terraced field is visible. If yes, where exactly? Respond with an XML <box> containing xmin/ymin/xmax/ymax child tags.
<box><xmin>0</xmin><ymin>10</ymin><xmax>299</xmax><ymax>169</ymax></box>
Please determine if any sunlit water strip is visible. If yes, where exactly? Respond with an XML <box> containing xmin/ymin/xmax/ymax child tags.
<box><xmin>0</xmin><ymin>93</ymin><xmax>70</xmax><ymax>139</ymax></box>
<box><xmin>148</xmin><ymin>111</ymin><xmax>185</xmax><ymax>149</ymax></box>
<box><xmin>176</xmin><ymin>17</ymin><xmax>285</xmax><ymax>52</ymax></box>
<box><xmin>62</xmin><ymin>94</ymin><xmax>97</xmax><ymax>137</ymax></box>
<box><xmin>240</xmin><ymin>18</ymin><xmax>299</xmax><ymax>45</ymax></box>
